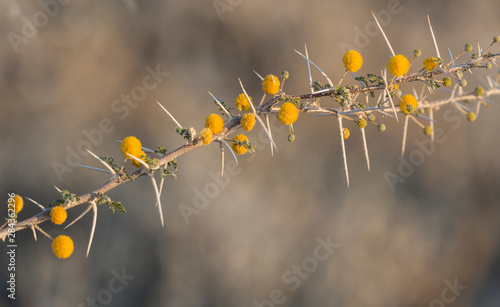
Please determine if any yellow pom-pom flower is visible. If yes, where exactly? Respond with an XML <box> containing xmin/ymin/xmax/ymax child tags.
<box><xmin>200</xmin><ymin>128</ymin><xmax>213</xmax><ymax>146</ymax></box>
<box><xmin>235</xmin><ymin>93</ymin><xmax>252</xmax><ymax>111</ymax></box>
<box><xmin>342</xmin><ymin>128</ymin><xmax>350</xmax><ymax>139</ymax></box>
<box><xmin>232</xmin><ymin>134</ymin><xmax>249</xmax><ymax>154</ymax></box>
<box><xmin>388</xmin><ymin>54</ymin><xmax>410</xmax><ymax>77</ymax></box>
<box><xmin>52</xmin><ymin>235</ymin><xmax>74</xmax><ymax>259</ymax></box>
<box><xmin>278</xmin><ymin>102</ymin><xmax>299</xmax><ymax>125</ymax></box>
<box><xmin>342</xmin><ymin>50</ymin><xmax>363</xmax><ymax>72</ymax></box>
<box><xmin>241</xmin><ymin>113</ymin><xmax>256</xmax><ymax>132</ymax></box>
<box><xmin>423</xmin><ymin>57</ymin><xmax>438</xmax><ymax>71</ymax></box>
<box><xmin>130</xmin><ymin>151</ymin><xmax>146</xmax><ymax>168</ymax></box>
<box><xmin>50</xmin><ymin>206</ymin><xmax>67</xmax><ymax>225</ymax></box>
<box><xmin>121</xmin><ymin>136</ymin><xmax>142</xmax><ymax>160</ymax></box>
<box><xmin>10</xmin><ymin>194</ymin><xmax>23</xmax><ymax>215</ymax></box>
<box><xmin>205</xmin><ymin>113</ymin><xmax>224</xmax><ymax>135</ymax></box>
<box><xmin>399</xmin><ymin>94</ymin><xmax>418</xmax><ymax>114</ymax></box>
<box><xmin>466</xmin><ymin>112</ymin><xmax>476</xmax><ymax>122</ymax></box>
<box><xmin>262</xmin><ymin>74</ymin><xmax>280</xmax><ymax>95</ymax></box>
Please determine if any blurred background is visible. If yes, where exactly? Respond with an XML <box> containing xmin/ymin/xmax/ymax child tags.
<box><xmin>1</xmin><ymin>0</ymin><xmax>500</xmax><ymax>306</ymax></box>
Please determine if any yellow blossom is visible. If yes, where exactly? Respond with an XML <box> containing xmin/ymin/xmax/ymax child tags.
<box><xmin>232</xmin><ymin>134</ymin><xmax>249</xmax><ymax>154</ymax></box>
<box><xmin>399</xmin><ymin>94</ymin><xmax>418</xmax><ymax>114</ymax></box>
<box><xmin>235</xmin><ymin>93</ymin><xmax>252</xmax><ymax>111</ymax></box>
<box><xmin>121</xmin><ymin>136</ymin><xmax>143</xmax><ymax>162</ymax></box>
<box><xmin>200</xmin><ymin>128</ymin><xmax>213</xmax><ymax>146</ymax></box>
<box><xmin>262</xmin><ymin>75</ymin><xmax>280</xmax><ymax>95</ymax></box>
<box><xmin>388</xmin><ymin>54</ymin><xmax>410</xmax><ymax>77</ymax></box>
<box><xmin>342</xmin><ymin>128</ymin><xmax>350</xmax><ymax>139</ymax></box>
<box><xmin>342</xmin><ymin>50</ymin><xmax>363</xmax><ymax>72</ymax></box>
<box><xmin>278</xmin><ymin>102</ymin><xmax>299</xmax><ymax>125</ymax></box>
<box><xmin>423</xmin><ymin>57</ymin><xmax>438</xmax><ymax>71</ymax></box>
<box><xmin>205</xmin><ymin>113</ymin><xmax>224</xmax><ymax>135</ymax></box>
<box><xmin>52</xmin><ymin>235</ymin><xmax>74</xmax><ymax>259</ymax></box>
<box><xmin>50</xmin><ymin>206</ymin><xmax>67</xmax><ymax>225</ymax></box>
<box><xmin>241</xmin><ymin>113</ymin><xmax>256</xmax><ymax>132</ymax></box>
<box><xmin>10</xmin><ymin>194</ymin><xmax>23</xmax><ymax>215</ymax></box>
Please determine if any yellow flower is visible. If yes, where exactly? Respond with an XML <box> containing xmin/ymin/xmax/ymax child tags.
<box><xmin>200</xmin><ymin>128</ymin><xmax>213</xmax><ymax>146</ymax></box>
<box><xmin>342</xmin><ymin>50</ymin><xmax>363</xmax><ymax>72</ymax></box>
<box><xmin>241</xmin><ymin>113</ymin><xmax>256</xmax><ymax>132</ymax></box>
<box><xmin>232</xmin><ymin>134</ymin><xmax>249</xmax><ymax>154</ymax></box>
<box><xmin>235</xmin><ymin>93</ymin><xmax>252</xmax><ymax>111</ymax></box>
<box><xmin>466</xmin><ymin>112</ymin><xmax>476</xmax><ymax>122</ymax></box>
<box><xmin>388</xmin><ymin>54</ymin><xmax>410</xmax><ymax>77</ymax></box>
<box><xmin>205</xmin><ymin>113</ymin><xmax>224</xmax><ymax>135</ymax></box>
<box><xmin>423</xmin><ymin>57</ymin><xmax>438</xmax><ymax>71</ymax></box>
<box><xmin>278</xmin><ymin>102</ymin><xmax>299</xmax><ymax>125</ymax></box>
<box><xmin>399</xmin><ymin>94</ymin><xmax>418</xmax><ymax>114</ymax></box>
<box><xmin>10</xmin><ymin>194</ymin><xmax>23</xmax><ymax>215</ymax></box>
<box><xmin>50</xmin><ymin>206</ymin><xmax>67</xmax><ymax>225</ymax></box>
<box><xmin>52</xmin><ymin>235</ymin><xmax>74</xmax><ymax>259</ymax></box>
<box><xmin>262</xmin><ymin>74</ymin><xmax>280</xmax><ymax>95</ymax></box>
<box><xmin>342</xmin><ymin>128</ymin><xmax>350</xmax><ymax>139</ymax></box>
<box><xmin>121</xmin><ymin>136</ymin><xmax>142</xmax><ymax>160</ymax></box>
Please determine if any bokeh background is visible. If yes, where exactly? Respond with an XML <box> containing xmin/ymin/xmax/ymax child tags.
<box><xmin>1</xmin><ymin>0</ymin><xmax>500</xmax><ymax>306</ymax></box>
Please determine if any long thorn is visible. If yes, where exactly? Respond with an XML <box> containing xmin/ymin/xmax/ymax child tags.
<box><xmin>294</xmin><ymin>49</ymin><xmax>334</xmax><ymax>87</ymax></box>
<box><xmin>208</xmin><ymin>91</ymin><xmax>232</xmax><ymax>118</ymax></box>
<box><xmin>360</xmin><ymin>126</ymin><xmax>371</xmax><ymax>172</ymax></box>
<box><xmin>338</xmin><ymin>116</ymin><xmax>350</xmax><ymax>187</ymax></box>
<box><xmin>372</xmin><ymin>12</ymin><xmax>395</xmax><ymax>57</ymax></box>
<box><xmin>86</xmin><ymin>149</ymin><xmax>116</xmax><ymax>175</ymax></box>
<box><xmin>86</xmin><ymin>201</ymin><xmax>98</xmax><ymax>258</ymax></box>
<box><xmin>221</xmin><ymin>140</ymin><xmax>238</xmax><ymax>165</ymax></box>
<box><xmin>149</xmin><ymin>174</ymin><xmax>164</xmax><ymax>227</ymax></box>
<box><xmin>64</xmin><ymin>204</ymin><xmax>92</xmax><ymax>229</ymax></box>
<box><xmin>25</xmin><ymin>197</ymin><xmax>45</xmax><ymax>210</ymax></box>
<box><xmin>427</xmin><ymin>15</ymin><xmax>441</xmax><ymax>59</ymax></box>
<box><xmin>305</xmin><ymin>44</ymin><xmax>314</xmax><ymax>94</ymax></box>
<box><xmin>402</xmin><ymin>116</ymin><xmax>409</xmax><ymax>156</ymax></box>
<box><xmin>157</xmin><ymin>100</ymin><xmax>183</xmax><ymax>128</ymax></box>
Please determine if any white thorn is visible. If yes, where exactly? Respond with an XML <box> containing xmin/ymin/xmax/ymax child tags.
<box><xmin>255</xmin><ymin>114</ymin><xmax>278</xmax><ymax>152</ymax></box>
<box><xmin>221</xmin><ymin>140</ymin><xmax>238</xmax><ymax>165</ymax></box>
<box><xmin>157</xmin><ymin>100</ymin><xmax>183</xmax><ymax>128</ymax></box>
<box><xmin>305</xmin><ymin>44</ymin><xmax>314</xmax><ymax>94</ymax></box>
<box><xmin>64</xmin><ymin>204</ymin><xmax>92</xmax><ymax>229</ymax></box>
<box><xmin>294</xmin><ymin>49</ymin><xmax>334</xmax><ymax>87</ymax></box>
<box><xmin>31</xmin><ymin>225</ymin><xmax>37</xmax><ymax>242</ymax></box>
<box><xmin>74</xmin><ymin>164</ymin><xmax>112</xmax><ymax>175</ymax></box>
<box><xmin>85</xmin><ymin>149</ymin><xmax>116</xmax><ymax>175</ymax></box>
<box><xmin>25</xmin><ymin>197</ymin><xmax>45</xmax><ymax>211</ymax></box>
<box><xmin>402</xmin><ymin>115</ymin><xmax>409</xmax><ymax>156</ymax></box>
<box><xmin>149</xmin><ymin>174</ymin><xmax>164</xmax><ymax>227</ymax></box>
<box><xmin>338</xmin><ymin>116</ymin><xmax>350</xmax><ymax>187</ymax></box>
<box><xmin>208</xmin><ymin>91</ymin><xmax>232</xmax><ymax>118</ymax></box>
<box><xmin>126</xmin><ymin>153</ymin><xmax>149</xmax><ymax>169</ymax></box>
<box><xmin>360</xmin><ymin>126</ymin><xmax>370</xmax><ymax>172</ymax></box>
<box><xmin>253</xmin><ymin>70</ymin><xmax>264</xmax><ymax>81</ymax></box>
<box><xmin>238</xmin><ymin>78</ymin><xmax>258</xmax><ymax>115</ymax></box>
<box><xmin>86</xmin><ymin>201</ymin><xmax>98</xmax><ymax>258</ymax></box>
<box><xmin>372</xmin><ymin>12</ymin><xmax>395</xmax><ymax>57</ymax></box>
<box><xmin>427</xmin><ymin>15</ymin><xmax>441</xmax><ymax>59</ymax></box>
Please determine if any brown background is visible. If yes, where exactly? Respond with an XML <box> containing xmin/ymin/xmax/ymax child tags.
<box><xmin>1</xmin><ymin>0</ymin><xmax>500</xmax><ymax>306</ymax></box>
